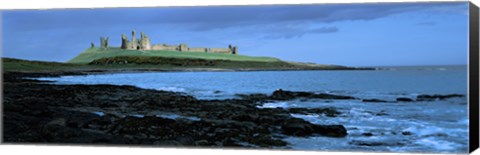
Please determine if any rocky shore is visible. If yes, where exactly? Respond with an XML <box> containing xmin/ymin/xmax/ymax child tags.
<box><xmin>2</xmin><ymin>71</ymin><xmax>466</xmax><ymax>148</ymax></box>
<box><xmin>3</xmin><ymin>72</ymin><xmax>348</xmax><ymax>148</ymax></box>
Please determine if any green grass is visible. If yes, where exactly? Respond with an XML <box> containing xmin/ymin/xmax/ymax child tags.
<box><xmin>3</xmin><ymin>56</ymin><xmax>361</xmax><ymax>73</ymax></box>
<box><xmin>3</xmin><ymin>48</ymin><xmax>367</xmax><ymax>72</ymax></box>
<box><xmin>89</xmin><ymin>56</ymin><xmax>297</xmax><ymax>69</ymax></box>
<box><xmin>68</xmin><ymin>47</ymin><xmax>280</xmax><ymax>64</ymax></box>
<box><xmin>2</xmin><ymin>58</ymin><xmax>85</xmax><ymax>72</ymax></box>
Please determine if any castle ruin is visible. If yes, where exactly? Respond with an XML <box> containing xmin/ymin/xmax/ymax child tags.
<box><xmin>103</xmin><ymin>30</ymin><xmax>238</xmax><ymax>54</ymax></box>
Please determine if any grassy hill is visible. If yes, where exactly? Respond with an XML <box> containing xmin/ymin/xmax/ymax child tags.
<box><xmin>68</xmin><ymin>48</ymin><xmax>280</xmax><ymax>64</ymax></box>
<box><xmin>4</xmin><ymin>47</ymin><xmax>372</xmax><ymax>72</ymax></box>
<box><xmin>2</xmin><ymin>58</ymin><xmax>85</xmax><ymax>72</ymax></box>
<box><xmin>4</xmin><ymin>56</ymin><xmax>369</xmax><ymax>72</ymax></box>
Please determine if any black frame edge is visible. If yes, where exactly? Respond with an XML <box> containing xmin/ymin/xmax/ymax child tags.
<box><xmin>469</xmin><ymin>1</ymin><xmax>480</xmax><ymax>153</ymax></box>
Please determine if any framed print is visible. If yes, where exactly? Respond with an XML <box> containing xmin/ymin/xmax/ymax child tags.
<box><xmin>1</xmin><ymin>1</ymin><xmax>479</xmax><ymax>154</ymax></box>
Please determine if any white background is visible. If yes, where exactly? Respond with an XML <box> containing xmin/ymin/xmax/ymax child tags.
<box><xmin>0</xmin><ymin>0</ymin><xmax>479</xmax><ymax>155</ymax></box>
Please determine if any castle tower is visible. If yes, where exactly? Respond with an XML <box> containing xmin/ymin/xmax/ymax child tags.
<box><xmin>228</xmin><ymin>44</ymin><xmax>233</xmax><ymax>54</ymax></box>
<box><xmin>139</xmin><ymin>32</ymin><xmax>152</xmax><ymax>50</ymax></box>
<box><xmin>100</xmin><ymin>37</ymin><xmax>109</xmax><ymax>49</ymax></box>
<box><xmin>131</xmin><ymin>30</ymin><xmax>139</xmax><ymax>50</ymax></box>
<box><xmin>232</xmin><ymin>46</ymin><xmax>238</xmax><ymax>54</ymax></box>
<box><xmin>121</xmin><ymin>34</ymin><xmax>130</xmax><ymax>49</ymax></box>
<box><xmin>179</xmin><ymin>43</ymin><xmax>188</xmax><ymax>52</ymax></box>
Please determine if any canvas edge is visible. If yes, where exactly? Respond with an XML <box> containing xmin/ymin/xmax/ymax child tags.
<box><xmin>469</xmin><ymin>1</ymin><xmax>480</xmax><ymax>153</ymax></box>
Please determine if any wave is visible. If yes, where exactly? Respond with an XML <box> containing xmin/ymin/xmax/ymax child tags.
<box><xmin>155</xmin><ymin>86</ymin><xmax>187</xmax><ymax>92</ymax></box>
<box><xmin>256</xmin><ymin>102</ymin><xmax>291</xmax><ymax>109</ymax></box>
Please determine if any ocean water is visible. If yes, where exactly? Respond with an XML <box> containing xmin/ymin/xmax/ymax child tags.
<box><xmin>36</xmin><ymin>65</ymin><xmax>469</xmax><ymax>153</ymax></box>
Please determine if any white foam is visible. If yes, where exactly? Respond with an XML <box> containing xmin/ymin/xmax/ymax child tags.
<box><xmin>290</xmin><ymin>113</ymin><xmax>329</xmax><ymax>125</ymax></box>
<box><xmin>290</xmin><ymin>113</ymin><xmax>320</xmax><ymax>119</ymax></box>
<box><xmin>403</xmin><ymin>125</ymin><xmax>445</xmax><ymax>137</ymax></box>
<box><xmin>257</xmin><ymin>102</ymin><xmax>290</xmax><ymax>109</ymax></box>
<box><xmin>129</xmin><ymin>114</ymin><xmax>145</xmax><ymax>118</ymax></box>
<box><xmin>413</xmin><ymin>137</ymin><xmax>457</xmax><ymax>151</ymax></box>
<box><xmin>92</xmin><ymin>111</ymin><xmax>105</xmax><ymax>116</ymax></box>
<box><xmin>155</xmin><ymin>114</ymin><xmax>201</xmax><ymax>121</ymax></box>
<box><xmin>155</xmin><ymin>86</ymin><xmax>186</xmax><ymax>92</ymax></box>
<box><xmin>347</xmin><ymin>108</ymin><xmax>374</xmax><ymax>117</ymax></box>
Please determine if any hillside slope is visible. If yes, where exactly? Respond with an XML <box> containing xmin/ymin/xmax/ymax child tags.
<box><xmin>68</xmin><ymin>48</ymin><xmax>280</xmax><ymax>63</ymax></box>
<box><xmin>2</xmin><ymin>58</ymin><xmax>84</xmax><ymax>72</ymax></box>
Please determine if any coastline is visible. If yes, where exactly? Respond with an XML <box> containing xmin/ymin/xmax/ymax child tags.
<box><xmin>2</xmin><ymin>71</ymin><xmax>349</xmax><ymax>147</ymax></box>
<box><xmin>2</xmin><ymin>59</ymin><xmax>466</xmax><ymax>151</ymax></box>
<box><xmin>2</xmin><ymin>70</ymin><xmax>467</xmax><ymax>151</ymax></box>
<box><xmin>2</xmin><ymin>57</ymin><xmax>375</xmax><ymax>74</ymax></box>
<box><xmin>2</xmin><ymin>66</ymin><xmax>375</xmax><ymax>77</ymax></box>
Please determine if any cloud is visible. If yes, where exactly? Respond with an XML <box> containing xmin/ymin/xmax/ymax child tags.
<box><xmin>184</xmin><ymin>2</ymin><xmax>468</xmax><ymax>31</ymax></box>
<box><xmin>3</xmin><ymin>2</ymin><xmax>467</xmax><ymax>32</ymax></box>
<box><xmin>1</xmin><ymin>2</ymin><xmax>469</xmax><ymax>62</ymax></box>
<box><xmin>262</xmin><ymin>26</ymin><xmax>338</xmax><ymax>39</ymax></box>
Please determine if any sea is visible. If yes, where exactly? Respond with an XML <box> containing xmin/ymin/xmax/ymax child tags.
<box><xmin>36</xmin><ymin>65</ymin><xmax>469</xmax><ymax>153</ymax></box>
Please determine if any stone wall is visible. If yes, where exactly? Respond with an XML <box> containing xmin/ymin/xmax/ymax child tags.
<box><xmin>151</xmin><ymin>44</ymin><xmax>179</xmax><ymax>51</ymax></box>
<box><xmin>209</xmin><ymin>48</ymin><xmax>231</xmax><ymax>54</ymax></box>
<box><xmin>188</xmin><ymin>47</ymin><xmax>208</xmax><ymax>53</ymax></box>
<box><xmin>117</xmin><ymin>30</ymin><xmax>237</xmax><ymax>54</ymax></box>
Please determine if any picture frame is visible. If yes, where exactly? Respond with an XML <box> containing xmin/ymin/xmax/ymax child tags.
<box><xmin>1</xmin><ymin>0</ymin><xmax>479</xmax><ymax>154</ymax></box>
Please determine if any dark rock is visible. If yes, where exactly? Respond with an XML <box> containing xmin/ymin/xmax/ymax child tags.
<box><xmin>231</xmin><ymin>113</ymin><xmax>259</xmax><ymax>122</ymax></box>
<box><xmin>362</xmin><ymin>99</ymin><xmax>388</xmax><ymax>103</ymax></box>
<box><xmin>375</xmin><ymin>110</ymin><xmax>388</xmax><ymax>116</ymax></box>
<box><xmin>271</xmin><ymin>89</ymin><xmax>298</xmax><ymax>100</ymax></box>
<box><xmin>349</xmin><ymin>140</ymin><xmax>388</xmax><ymax>146</ymax></box>
<box><xmin>248</xmin><ymin>134</ymin><xmax>287</xmax><ymax>147</ymax></box>
<box><xmin>416</xmin><ymin>94</ymin><xmax>464</xmax><ymax>101</ymax></box>
<box><xmin>427</xmin><ymin>133</ymin><xmax>448</xmax><ymax>137</ymax></box>
<box><xmin>194</xmin><ymin>139</ymin><xmax>209</xmax><ymax>146</ymax></box>
<box><xmin>3</xmin><ymin>72</ymin><xmax>350</xmax><ymax>147</ymax></box>
<box><xmin>281</xmin><ymin>118</ymin><xmax>316</xmax><ymax>136</ymax></box>
<box><xmin>271</xmin><ymin>89</ymin><xmax>355</xmax><ymax>100</ymax></box>
<box><xmin>401</xmin><ymin>131</ymin><xmax>412</xmax><ymax>136</ymax></box>
<box><xmin>311</xmin><ymin>93</ymin><xmax>356</xmax><ymax>100</ymax></box>
<box><xmin>287</xmin><ymin>108</ymin><xmax>341</xmax><ymax>117</ymax></box>
<box><xmin>396</xmin><ymin>97</ymin><xmax>414</xmax><ymax>102</ymax></box>
<box><xmin>281</xmin><ymin>118</ymin><xmax>347</xmax><ymax>137</ymax></box>
<box><xmin>236</xmin><ymin>93</ymin><xmax>270</xmax><ymax>101</ymax></box>
<box><xmin>313</xmin><ymin>125</ymin><xmax>348</xmax><ymax>137</ymax></box>
<box><xmin>362</xmin><ymin>133</ymin><xmax>373</xmax><ymax>136</ymax></box>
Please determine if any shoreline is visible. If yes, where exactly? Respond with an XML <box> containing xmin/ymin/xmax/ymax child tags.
<box><xmin>2</xmin><ymin>71</ymin><xmax>467</xmax><ymax>150</ymax></box>
<box><xmin>2</xmin><ymin>57</ymin><xmax>375</xmax><ymax>74</ymax></box>
<box><xmin>3</xmin><ymin>67</ymin><xmax>375</xmax><ymax>77</ymax></box>
<box><xmin>3</xmin><ymin>71</ymin><xmax>349</xmax><ymax>147</ymax></box>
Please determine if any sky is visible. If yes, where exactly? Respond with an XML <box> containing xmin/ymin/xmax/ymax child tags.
<box><xmin>1</xmin><ymin>2</ymin><xmax>470</xmax><ymax>67</ymax></box>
